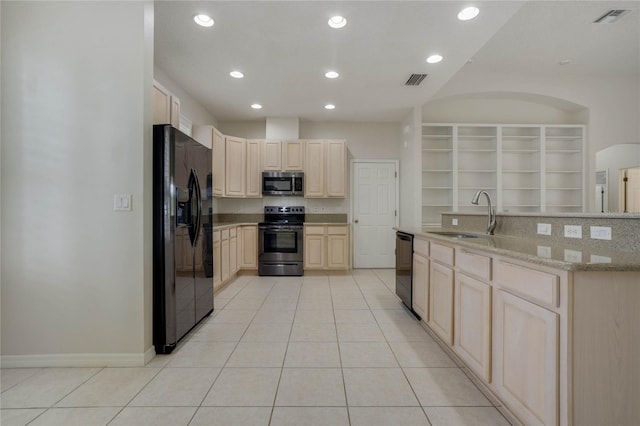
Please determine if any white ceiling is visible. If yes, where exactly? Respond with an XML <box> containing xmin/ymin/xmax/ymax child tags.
<box><xmin>154</xmin><ymin>1</ymin><xmax>640</xmax><ymax>123</ymax></box>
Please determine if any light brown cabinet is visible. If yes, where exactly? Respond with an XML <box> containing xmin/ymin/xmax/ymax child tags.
<box><xmin>282</xmin><ymin>140</ymin><xmax>305</xmax><ymax>171</ymax></box>
<box><xmin>213</xmin><ymin>230</ymin><xmax>221</xmax><ymax>290</ymax></box>
<box><xmin>225</xmin><ymin>136</ymin><xmax>246</xmax><ymax>197</ymax></box>
<box><xmin>454</xmin><ymin>272</ymin><xmax>492</xmax><ymax>382</ymax></box>
<box><xmin>246</xmin><ymin>140</ymin><xmax>262</xmax><ymax>197</ymax></box>
<box><xmin>212</xmin><ymin>128</ymin><xmax>225</xmax><ymax>197</ymax></box>
<box><xmin>428</xmin><ymin>260</ymin><xmax>454</xmax><ymax>345</ymax></box>
<box><xmin>493</xmin><ymin>289</ymin><xmax>559</xmax><ymax>426</ymax></box>
<box><xmin>220</xmin><ymin>228</ymin><xmax>230</xmax><ymax>282</ymax></box>
<box><xmin>304</xmin><ymin>225</ymin><xmax>349</xmax><ymax>270</ymax></box>
<box><xmin>412</xmin><ymin>233</ymin><xmax>640</xmax><ymax>426</ymax></box>
<box><xmin>262</xmin><ymin>140</ymin><xmax>282</xmax><ymax>171</ymax></box>
<box><xmin>239</xmin><ymin>225</ymin><xmax>258</xmax><ymax>269</ymax></box>
<box><xmin>304</xmin><ymin>140</ymin><xmax>346</xmax><ymax>198</ymax></box>
<box><xmin>412</xmin><ymin>238</ymin><xmax>429</xmax><ymax>320</ymax></box>
<box><xmin>152</xmin><ymin>80</ymin><xmax>180</xmax><ymax>127</ymax></box>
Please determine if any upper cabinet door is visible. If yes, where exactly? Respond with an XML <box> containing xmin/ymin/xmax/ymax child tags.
<box><xmin>153</xmin><ymin>80</ymin><xmax>180</xmax><ymax>127</ymax></box>
<box><xmin>225</xmin><ymin>136</ymin><xmax>246</xmax><ymax>197</ymax></box>
<box><xmin>326</xmin><ymin>140</ymin><xmax>346</xmax><ymax>197</ymax></box>
<box><xmin>152</xmin><ymin>82</ymin><xmax>171</xmax><ymax>125</ymax></box>
<box><xmin>305</xmin><ymin>140</ymin><xmax>324</xmax><ymax>197</ymax></box>
<box><xmin>212</xmin><ymin>128</ymin><xmax>225</xmax><ymax>197</ymax></box>
<box><xmin>283</xmin><ymin>140</ymin><xmax>305</xmax><ymax>171</ymax></box>
<box><xmin>246</xmin><ymin>140</ymin><xmax>262</xmax><ymax>197</ymax></box>
<box><xmin>263</xmin><ymin>140</ymin><xmax>282</xmax><ymax>171</ymax></box>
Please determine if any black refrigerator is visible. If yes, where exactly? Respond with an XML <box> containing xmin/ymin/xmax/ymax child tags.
<box><xmin>153</xmin><ymin>125</ymin><xmax>213</xmax><ymax>354</ymax></box>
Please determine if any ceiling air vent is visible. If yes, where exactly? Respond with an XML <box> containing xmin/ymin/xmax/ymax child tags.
<box><xmin>593</xmin><ymin>9</ymin><xmax>630</xmax><ymax>24</ymax></box>
<box><xmin>405</xmin><ymin>74</ymin><xmax>428</xmax><ymax>86</ymax></box>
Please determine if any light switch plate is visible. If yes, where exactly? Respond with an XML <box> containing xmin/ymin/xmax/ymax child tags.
<box><xmin>114</xmin><ymin>194</ymin><xmax>132</xmax><ymax>211</ymax></box>
<box><xmin>537</xmin><ymin>223</ymin><xmax>551</xmax><ymax>235</ymax></box>
<box><xmin>590</xmin><ymin>226</ymin><xmax>612</xmax><ymax>240</ymax></box>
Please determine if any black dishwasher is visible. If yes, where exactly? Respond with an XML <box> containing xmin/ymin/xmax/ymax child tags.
<box><xmin>396</xmin><ymin>231</ymin><xmax>419</xmax><ymax>318</ymax></box>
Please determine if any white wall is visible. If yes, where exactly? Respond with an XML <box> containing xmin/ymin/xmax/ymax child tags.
<box><xmin>1</xmin><ymin>1</ymin><xmax>154</xmax><ymax>366</ymax></box>
<box><xmin>398</xmin><ymin>107</ymin><xmax>423</xmax><ymax>227</ymax></box>
<box><xmin>422</xmin><ymin>95</ymin><xmax>586</xmax><ymax>125</ymax></box>
<box><xmin>154</xmin><ymin>65</ymin><xmax>218</xmax><ymax>129</ymax></box>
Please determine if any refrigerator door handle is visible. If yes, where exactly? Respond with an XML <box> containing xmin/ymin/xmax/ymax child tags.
<box><xmin>187</xmin><ymin>169</ymin><xmax>198</xmax><ymax>245</ymax></box>
<box><xmin>191</xmin><ymin>168</ymin><xmax>202</xmax><ymax>248</ymax></box>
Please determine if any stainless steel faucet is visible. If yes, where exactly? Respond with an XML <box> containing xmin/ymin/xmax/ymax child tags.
<box><xmin>471</xmin><ymin>190</ymin><xmax>496</xmax><ymax>235</ymax></box>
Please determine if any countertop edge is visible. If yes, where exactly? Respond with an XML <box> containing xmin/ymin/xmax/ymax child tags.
<box><xmin>397</xmin><ymin>227</ymin><xmax>640</xmax><ymax>272</ymax></box>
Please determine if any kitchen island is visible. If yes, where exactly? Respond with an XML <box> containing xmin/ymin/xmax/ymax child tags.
<box><xmin>397</xmin><ymin>226</ymin><xmax>639</xmax><ymax>426</ymax></box>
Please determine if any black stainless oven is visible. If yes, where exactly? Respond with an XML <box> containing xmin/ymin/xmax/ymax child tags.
<box><xmin>258</xmin><ymin>206</ymin><xmax>304</xmax><ymax>276</ymax></box>
<box><xmin>262</xmin><ymin>171</ymin><xmax>304</xmax><ymax>196</ymax></box>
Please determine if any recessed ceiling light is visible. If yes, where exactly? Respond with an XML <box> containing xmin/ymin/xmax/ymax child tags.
<box><xmin>251</xmin><ymin>104</ymin><xmax>262</xmax><ymax>110</ymax></box>
<box><xmin>325</xmin><ymin>104</ymin><xmax>336</xmax><ymax>110</ymax></box>
<box><xmin>230</xmin><ymin>71</ymin><xmax>244</xmax><ymax>79</ymax></box>
<box><xmin>426</xmin><ymin>54</ymin><xmax>443</xmax><ymax>64</ymax></box>
<box><xmin>328</xmin><ymin>16</ymin><xmax>347</xmax><ymax>29</ymax></box>
<box><xmin>325</xmin><ymin>71</ymin><xmax>340</xmax><ymax>79</ymax></box>
<box><xmin>194</xmin><ymin>14</ymin><xmax>214</xmax><ymax>27</ymax></box>
<box><xmin>558</xmin><ymin>59</ymin><xmax>572</xmax><ymax>66</ymax></box>
<box><xmin>457</xmin><ymin>7</ymin><xmax>479</xmax><ymax>21</ymax></box>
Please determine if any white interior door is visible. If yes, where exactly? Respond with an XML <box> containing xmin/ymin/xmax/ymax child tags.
<box><xmin>353</xmin><ymin>161</ymin><xmax>398</xmax><ymax>268</ymax></box>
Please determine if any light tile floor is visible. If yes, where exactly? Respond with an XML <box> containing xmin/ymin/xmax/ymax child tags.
<box><xmin>1</xmin><ymin>269</ymin><xmax>512</xmax><ymax>425</ymax></box>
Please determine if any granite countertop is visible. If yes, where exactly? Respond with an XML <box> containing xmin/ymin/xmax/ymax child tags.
<box><xmin>397</xmin><ymin>227</ymin><xmax>640</xmax><ymax>272</ymax></box>
<box><xmin>213</xmin><ymin>222</ymin><xmax>258</xmax><ymax>229</ymax></box>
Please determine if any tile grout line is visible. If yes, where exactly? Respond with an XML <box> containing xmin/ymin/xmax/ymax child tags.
<box><xmin>268</xmin><ymin>275</ymin><xmax>303</xmax><ymax>426</ymax></box>
<box><xmin>329</xmin><ymin>274</ymin><xmax>352</xmax><ymax>426</ymax></box>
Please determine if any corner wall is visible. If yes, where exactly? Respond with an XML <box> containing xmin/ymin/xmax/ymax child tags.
<box><xmin>1</xmin><ymin>1</ymin><xmax>154</xmax><ymax>366</ymax></box>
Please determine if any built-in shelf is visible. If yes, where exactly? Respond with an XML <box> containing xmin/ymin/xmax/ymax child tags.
<box><xmin>421</xmin><ymin>123</ymin><xmax>585</xmax><ymax>223</ymax></box>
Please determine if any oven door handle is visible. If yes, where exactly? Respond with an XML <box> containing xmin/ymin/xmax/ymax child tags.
<box><xmin>259</xmin><ymin>226</ymin><xmax>303</xmax><ymax>231</ymax></box>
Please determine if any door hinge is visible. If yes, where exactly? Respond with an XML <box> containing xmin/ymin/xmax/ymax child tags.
<box><xmin>395</xmin><ymin>210</ymin><xmax>397</xmax><ymax>217</ymax></box>
<box><xmin>395</xmin><ymin>171</ymin><xmax>397</xmax><ymax>178</ymax></box>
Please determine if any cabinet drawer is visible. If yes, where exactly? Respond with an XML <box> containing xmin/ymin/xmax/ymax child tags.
<box><xmin>221</xmin><ymin>229</ymin><xmax>230</xmax><ymax>240</ymax></box>
<box><xmin>305</xmin><ymin>226</ymin><xmax>325</xmax><ymax>235</ymax></box>
<box><xmin>327</xmin><ymin>226</ymin><xmax>347</xmax><ymax>235</ymax></box>
<box><xmin>413</xmin><ymin>238</ymin><xmax>429</xmax><ymax>257</ymax></box>
<box><xmin>229</xmin><ymin>227</ymin><xmax>237</xmax><ymax>238</ymax></box>
<box><xmin>456</xmin><ymin>249</ymin><xmax>491</xmax><ymax>281</ymax></box>
<box><xmin>430</xmin><ymin>242</ymin><xmax>454</xmax><ymax>266</ymax></box>
<box><xmin>494</xmin><ymin>261</ymin><xmax>559</xmax><ymax>308</ymax></box>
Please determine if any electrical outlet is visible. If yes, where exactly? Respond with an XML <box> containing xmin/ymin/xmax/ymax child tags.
<box><xmin>452</xmin><ymin>218</ymin><xmax>458</xmax><ymax>226</ymax></box>
<box><xmin>590</xmin><ymin>254</ymin><xmax>612</xmax><ymax>264</ymax></box>
<box><xmin>537</xmin><ymin>245</ymin><xmax>551</xmax><ymax>258</ymax></box>
<box><xmin>590</xmin><ymin>226</ymin><xmax>612</xmax><ymax>240</ymax></box>
<box><xmin>564</xmin><ymin>225</ymin><xmax>582</xmax><ymax>239</ymax></box>
<box><xmin>564</xmin><ymin>249</ymin><xmax>582</xmax><ymax>263</ymax></box>
<box><xmin>537</xmin><ymin>223</ymin><xmax>551</xmax><ymax>235</ymax></box>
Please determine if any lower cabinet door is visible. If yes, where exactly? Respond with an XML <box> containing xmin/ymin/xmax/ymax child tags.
<box><xmin>304</xmin><ymin>234</ymin><xmax>325</xmax><ymax>269</ymax></box>
<box><xmin>428</xmin><ymin>261</ymin><xmax>454</xmax><ymax>345</ymax></box>
<box><xmin>493</xmin><ymin>289</ymin><xmax>559</xmax><ymax>426</ymax></box>
<box><xmin>454</xmin><ymin>272</ymin><xmax>491</xmax><ymax>382</ymax></box>
<box><xmin>412</xmin><ymin>253</ymin><xmax>428</xmax><ymax>319</ymax></box>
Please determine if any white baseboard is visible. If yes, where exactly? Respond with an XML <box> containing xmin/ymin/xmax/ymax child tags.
<box><xmin>1</xmin><ymin>347</ymin><xmax>157</xmax><ymax>368</ymax></box>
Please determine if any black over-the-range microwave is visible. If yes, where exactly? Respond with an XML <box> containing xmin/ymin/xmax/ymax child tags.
<box><xmin>262</xmin><ymin>171</ymin><xmax>304</xmax><ymax>196</ymax></box>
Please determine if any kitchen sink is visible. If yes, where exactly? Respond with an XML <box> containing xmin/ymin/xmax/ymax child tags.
<box><xmin>428</xmin><ymin>231</ymin><xmax>484</xmax><ymax>239</ymax></box>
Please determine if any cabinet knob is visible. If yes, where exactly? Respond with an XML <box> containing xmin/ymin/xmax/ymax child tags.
<box><xmin>354</xmin><ymin>219</ymin><xmax>359</xmax><ymax>223</ymax></box>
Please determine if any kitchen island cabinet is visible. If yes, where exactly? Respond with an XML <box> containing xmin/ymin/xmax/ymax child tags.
<box><xmin>400</xmin><ymin>229</ymin><xmax>639</xmax><ymax>426</ymax></box>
